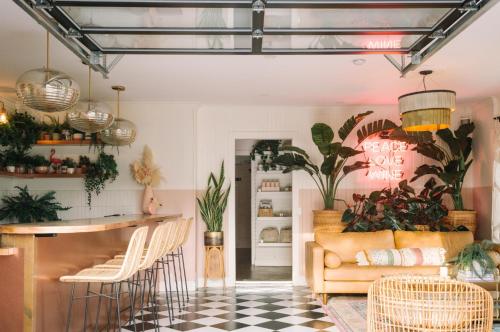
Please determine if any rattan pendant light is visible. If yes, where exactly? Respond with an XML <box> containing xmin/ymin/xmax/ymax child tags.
<box><xmin>16</xmin><ymin>31</ymin><xmax>80</xmax><ymax>113</ymax></box>
<box><xmin>100</xmin><ymin>86</ymin><xmax>136</xmax><ymax>146</ymax></box>
<box><xmin>399</xmin><ymin>70</ymin><xmax>455</xmax><ymax>132</ymax></box>
<box><xmin>67</xmin><ymin>66</ymin><xmax>114</xmax><ymax>133</ymax></box>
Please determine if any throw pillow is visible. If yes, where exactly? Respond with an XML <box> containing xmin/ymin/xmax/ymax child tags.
<box><xmin>399</xmin><ymin>247</ymin><xmax>446</xmax><ymax>266</ymax></box>
<box><xmin>324</xmin><ymin>250</ymin><xmax>342</xmax><ymax>268</ymax></box>
<box><xmin>355</xmin><ymin>249</ymin><xmax>402</xmax><ymax>266</ymax></box>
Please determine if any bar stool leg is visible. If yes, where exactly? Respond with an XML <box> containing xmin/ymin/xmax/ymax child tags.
<box><xmin>175</xmin><ymin>249</ymin><xmax>186</xmax><ymax>306</ymax></box>
<box><xmin>83</xmin><ymin>282</ymin><xmax>91</xmax><ymax>331</ymax></box>
<box><xmin>126</xmin><ymin>278</ymin><xmax>137</xmax><ymax>332</ymax></box>
<box><xmin>94</xmin><ymin>283</ymin><xmax>104</xmax><ymax>332</ymax></box>
<box><xmin>65</xmin><ymin>283</ymin><xmax>76</xmax><ymax>332</ymax></box>
<box><xmin>180</xmin><ymin>246</ymin><xmax>189</xmax><ymax>302</ymax></box>
<box><xmin>156</xmin><ymin>261</ymin><xmax>172</xmax><ymax>325</ymax></box>
<box><xmin>163</xmin><ymin>258</ymin><xmax>176</xmax><ymax>318</ymax></box>
<box><xmin>115</xmin><ymin>282</ymin><xmax>122</xmax><ymax>332</ymax></box>
<box><xmin>169</xmin><ymin>253</ymin><xmax>182</xmax><ymax>311</ymax></box>
<box><xmin>106</xmin><ymin>283</ymin><xmax>114</xmax><ymax>332</ymax></box>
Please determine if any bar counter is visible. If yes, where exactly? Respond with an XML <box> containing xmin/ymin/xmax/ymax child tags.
<box><xmin>0</xmin><ymin>213</ymin><xmax>181</xmax><ymax>332</ymax></box>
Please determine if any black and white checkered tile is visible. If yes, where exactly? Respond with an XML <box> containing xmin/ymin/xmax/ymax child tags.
<box><xmin>124</xmin><ymin>286</ymin><xmax>338</xmax><ymax>331</ymax></box>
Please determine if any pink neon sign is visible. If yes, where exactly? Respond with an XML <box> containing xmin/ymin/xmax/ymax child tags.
<box><xmin>363</xmin><ymin>140</ymin><xmax>408</xmax><ymax>181</ymax></box>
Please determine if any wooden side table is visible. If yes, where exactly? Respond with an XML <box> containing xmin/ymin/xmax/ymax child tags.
<box><xmin>204</xmin><ymin>245</ymin><xmax>225</xmax><ymax>287</ymax></box>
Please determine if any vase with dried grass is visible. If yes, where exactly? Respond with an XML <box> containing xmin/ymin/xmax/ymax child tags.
<box><xmin>131</xmin><ymin>145</ymin><xmax>162</xmax><ymax>214</ymax></box>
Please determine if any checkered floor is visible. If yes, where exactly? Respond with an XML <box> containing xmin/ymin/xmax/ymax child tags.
<box><xmin>124</xmin><ymin>286</ymin><xmax>338</xmax><ymax>331</ymax></box>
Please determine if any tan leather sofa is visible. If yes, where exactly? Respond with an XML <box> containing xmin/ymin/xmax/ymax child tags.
<box><xmin>305</xmin><ymin>230</ymin><xmax>474</xmax><ymax>303</ymax></box>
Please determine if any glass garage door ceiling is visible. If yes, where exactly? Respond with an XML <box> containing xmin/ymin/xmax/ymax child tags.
<box><xmin>26</xmin><ymin>0</ymin><xmax>490</xmax><ymax>55</ymax></box>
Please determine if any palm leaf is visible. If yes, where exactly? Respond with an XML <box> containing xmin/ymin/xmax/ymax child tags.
<box><xmin>338</xmin><ymin>110</ymin><xmax>373</xmax><ymax>141</ymax></box>
<box><xmin>343</xmin><ymin>161</ymin><xmax>370</xmax><ymax>176</ymax></box>
<box><xmin>356</xmin><ymin>119</ymin><xmax>398</xmax><ymax>144</ymax></box>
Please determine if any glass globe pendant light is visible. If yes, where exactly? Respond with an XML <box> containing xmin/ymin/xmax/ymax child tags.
<box><xmin>67</xmin><ymin>66</ymin><xmax>114</xmax><ymax>133</ymax></box>
<box><xmin>16</xmin><ymin>31</ymin><xmax>80</xmax><ymax>113</ymax></box>
<box><xmin>100</xmin><ymin>86</ymin><xmax>137</xmax><ymax>146</ymax></box>
<box><xmin>399</xmin><ymin>70</ymin><xmax>455</xmax><ymax>132</ymax></box>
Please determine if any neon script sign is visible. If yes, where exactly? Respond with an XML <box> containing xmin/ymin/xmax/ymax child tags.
<box><xmin>366</xmin><ymin>40</ymin><xmax>402</xmax><ymax>49</ymax></box>
<box><xmin>363</xmin><ymin>140</ymin><xmax>408</xmax><ymax>181</ymax></box>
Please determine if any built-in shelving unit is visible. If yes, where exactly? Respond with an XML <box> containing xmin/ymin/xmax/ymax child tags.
<box><xmin>0</xmin><ymin>171</ymin><xmax>83</xmax><ymax>179</ymax></box>
<box><xmin>251</xmin><ymin>160</ymin><xmax>292</xmax><ymax>267</ymax></box>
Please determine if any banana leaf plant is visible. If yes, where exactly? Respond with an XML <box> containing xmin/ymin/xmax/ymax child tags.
<box><xmin>197</xmin><ymin>161</ymin><xmax>231</xmax><ymax>232</ymax></box>
<box><xmin>274</xmin><ymin>111</ymin><xmax>399</xmax><ymax>210</ymax></box>
<box><xmin>410</xmin><ymin>122</ymin><xmax>474</xmax><ymax>210</ymax></box>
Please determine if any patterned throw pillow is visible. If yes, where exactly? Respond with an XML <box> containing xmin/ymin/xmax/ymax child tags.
<box><xmin>399</xmin><ymin>247</ymin><xmax>446</xmax><ymax>266</ymax></box>
<box><xmin>355</xmin><ymin>249</ymin><xmax>403</xmax><ymax>266</ymax></box>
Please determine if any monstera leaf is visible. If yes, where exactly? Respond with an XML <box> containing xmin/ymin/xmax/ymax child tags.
<box><xmin>338</xmin><ymin>110</ymin><xmax>373</xmax><ymax>141</ymax></box>
<box><xmin>356</xmin><ymin>119</ymin><xmax>398</xmax><ymax>144</ymax></box>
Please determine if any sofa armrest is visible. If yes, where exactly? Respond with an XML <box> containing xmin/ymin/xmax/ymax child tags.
<box><xmin>306</xmin><ymin>241</ymin><xmax>325</xmax><ymax>294</ymax></box>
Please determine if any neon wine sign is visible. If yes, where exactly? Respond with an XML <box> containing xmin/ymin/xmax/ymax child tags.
<box><xmin>366</xmin><ymin>40</ymin><xmax>402</xmax><ymax>49</ymax></box>
<box><xmin>362</xmin><ymin>140</ymin><xmax>408</xmax><ymax>181</ymax></box>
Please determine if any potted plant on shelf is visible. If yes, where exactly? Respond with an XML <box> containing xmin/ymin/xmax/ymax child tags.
<box><xmin>78</xmin><ymin>155</ymin><xmax>91</xmax><ymax>174</ymax></box>
<box><xmin>63</xmin><ymin>158</ymin><xmax>76</xmax><ymax>174</ymax></box>
<box><xmin>453</xmin><ymin>241</ymin><xmax>497</xmax><ymax>281</ymax></box>
<box><xmin>411</xmin><ymin>122</ymin><xmax>477</xmax><ymax>233</ymax></box>
<box><xmin>0</xmin><ymin>186</ymin><xmax>70</xmax><ymax>223</ymax></box>
<box><xmin>274</xmin><ymin>112</ymin><xmax>399</xmax><ymax>232</ymax></box>
<box><xmin>32</xmin><ymin>154</ymin><xmax>50</xmax><ymax>174</ymax></box>
<box><xmin>197</xmin><ymin>161</ymin><xmax>230</xmax><ymax>246</ymax></box>
<box><xmin>83</xmin><ymin>152</ymin><xmax>119</xmax><ymax>206</ymax></box>
<box><xmin>250</xmin><ymin>140</ymin><xmax>282</xmax><ymax>172</ymax></box>
<box><xmin>131</xmin><ymin>145</ymin><xmax>163</xmax><ymax>214</ymax></box>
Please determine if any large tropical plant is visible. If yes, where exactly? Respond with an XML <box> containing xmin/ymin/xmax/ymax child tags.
<box><xmin>411</xmin><ymin>122</ymin><xmax>474</xmax><ymax>210</ymax></box>
<box><xmin>274</xmin><ymin>112</ymin><xmax>399</xmax><ymax>209</ymax></box>
<box><xmin>197</xmin><ymin>162</ymin><xmax>231</xmax><ymax>232</ymax></box>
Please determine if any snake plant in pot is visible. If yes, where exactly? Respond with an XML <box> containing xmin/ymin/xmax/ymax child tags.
<box><xmin>197</xmin><ymin>161</ymin><xmax>231</xmax><ymax>246</ymax></box>
<box><xmin>410</xmin><ymin>122</ymin><xmax>476</xmax><ymax>233</ymax></box>
<box><xmin>274</xmin><ymin>111</ymin><xmax>400</xmax><ymax>232</ymax></box>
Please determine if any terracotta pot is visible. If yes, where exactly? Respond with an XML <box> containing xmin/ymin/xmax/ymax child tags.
<box><xmin>205</xmin><ymin>231</ymin><xmax>223</xmax><ymax>246</ymax></box>
<box><xmin>34</xmin><ymin>166</ymin><xmax>49</xmax><ymax>174</ymax></box>
<box><xmin>74</xmin><ymin>167</ymin><xmax>82</xmax><ymax>175</ymax></box>
<box><xmin>313</xmin><ymin>210</ymin><xmax>344</xmax><ymax>233</ymax></box>
<box><xmin>52</xmin><ymin>133</ymin><xmax>61</xmax><ymax>140</ymax></box>
<box><xmin>73</xmin><ymin>133</ymin><xmax>83</xmax><ymax>140</ymax></box>
<box><xmin>443</xmin><ymin>210</ymin><xmax>477</xmax><ymax>234</ymax></box>
<box><xmin>42</xmin><ymin>133</ymin><xmax>51</xmax><ymax>140</ymax></box>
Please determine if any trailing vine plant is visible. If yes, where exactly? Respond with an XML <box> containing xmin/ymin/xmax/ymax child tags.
<box><xmin>84</xmin><ymin>152</ymin><xmax>119</xmax><ymax>206</ymax></box>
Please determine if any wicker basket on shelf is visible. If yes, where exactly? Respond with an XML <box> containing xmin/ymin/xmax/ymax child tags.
<box><xmin>258</xmin><ymin>208</ymin><xmax>273</xmax><ymax>217</ymax></box>
<box><xmin>443</xmin><ymin>210</ymin><xmax>477</xmax><ymax>234</ymax></box>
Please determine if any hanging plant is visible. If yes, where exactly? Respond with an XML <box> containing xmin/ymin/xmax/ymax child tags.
<box><xmin>84</xmin><ymin>152</ymin><xmax>119</xmax><ymax>206</ymax></box>
<box><xmin>250</xmin><ymin>140</ymin><xmax>282</xmax><ymax>171</ymax></box>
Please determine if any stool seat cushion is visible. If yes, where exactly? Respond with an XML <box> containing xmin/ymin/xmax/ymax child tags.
<box><xmin>60</xmin><ymin>268</ymin><xmax>123</xmax><ymax>283</ymax></box>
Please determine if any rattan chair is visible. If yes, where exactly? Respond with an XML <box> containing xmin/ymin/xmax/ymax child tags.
<box><xmin>60</xmin><ymin>226</ymin><xmax>149</xmax><ymax>332</ymax></box>
<box><xmin>367</xmin><ymin>275</ymin><xmax>493</xmax><ymax>332</ymax></box>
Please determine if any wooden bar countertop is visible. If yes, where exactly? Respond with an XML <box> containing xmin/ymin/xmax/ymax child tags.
<box><xmin>0</xmin><ymin>214</ymin><xmax>182</xmax><ymax>235</ymax></box>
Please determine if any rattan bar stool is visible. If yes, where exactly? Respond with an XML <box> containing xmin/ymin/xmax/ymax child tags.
<box><xmin>60</xmin><ymin>226</ymin><xmax>149</xmax><ymax>332</ymax></box>
<box><xmin>96</xmin><ymin>221</ymin><xmax>177</xmax><ymax>329</ymax></box>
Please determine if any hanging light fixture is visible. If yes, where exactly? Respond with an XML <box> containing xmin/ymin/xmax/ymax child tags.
<box><xmin>16</xmin><ymin>31</ymin><xmax>80</xmax><ymax>113</ymax></box>
<box><xmin>399</xmin><ymin>70</ymin><xmax>455</xmax><ymax>132</ymax></box>
<box><xmin>67</xmin><ymin>66</ymin><xmax>114</xmax><ymax>133</ymax></box>
<box><xmin>0</xmin><ymin>101</ymin><xmax>8</xmax><ymax>125</ymax></box>
<box><xmin>100</xmin><ymin>86</ymin><xmax>137</xmax><ymax>146</ymax></box>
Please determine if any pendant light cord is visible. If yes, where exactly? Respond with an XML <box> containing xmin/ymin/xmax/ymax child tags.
<box><xmin>88</xmin><ymin>66</ymin><xmax>92</xmax><ymax>102</ymax></box>
<box><xmin>423</xmin><ymin>75</ymin><xmax>427</xmax><ymax>91</ymax></box>
<box><xmin>46</xmin><ymin>31</ymin><xmax>50</xmax><ymax>70</ymax></box>
<box><xmin>117</xmin><ymin>90</ymin><xmax>120</xmax><ymax>118</ymax></box>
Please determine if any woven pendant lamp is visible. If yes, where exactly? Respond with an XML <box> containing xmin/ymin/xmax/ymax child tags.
<box><xmin>399</xmin><ymin>70</ymin><xmax>455</xmax><ymax>132</ymax></box>
<box><xmin>100</xmin><ymin>86</ymin><xmax>137</xmax><ymax>146</ymax></box>
<box><xmin>16</xmin><ymin>31</ymin><xmax>80</xmax><ymax>113</ymax></box>
<box><xmin>67</xmin><ymin>66</ymin><xmax>114</xmax><ymax>133</ymax></box>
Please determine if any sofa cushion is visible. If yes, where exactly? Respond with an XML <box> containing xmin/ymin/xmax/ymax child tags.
<box><xmin>324</xmin><ymin>263</ymin><xmax>440</xmax><ymax>281</ymax></box>
<box><xmin>324</xmin><ymin>250</ymin><xmax>342</xmax><ymax>268</ymax></box>
<box><xmin>315</xmin><ymin>230</ymin><xmax>395</xmax><ymax>263</ymax></box>
<box><xmin>394</xmin><ymin>231</ymin><xmax>473</xmax><ymax>261</ymax></box>
<box><xmin>355</xmin><ymin>249</ymin><xmax>403</xmax><ymax>266</ymax></box>
<box><xmin>399</xmin><ymin>248</ymin><xmax>445</xmax><ymax>266</ymax></box>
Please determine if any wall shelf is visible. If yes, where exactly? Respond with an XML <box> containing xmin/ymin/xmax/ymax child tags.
<box><xmin>256</xmin><ymin>217</ymin><xmax>292</xmax><ymax>222</ymax></box>
<box><xmin>0</xmin><ymin>171</ymin><xmax>83</xmax><ymax>179</ymax></box>
<box><xmin>257</xmin><ymin>242</ymin><xmax>292</xmax><ymax>247</ymax></box>
<box><xmin>35</xmin><ymin>139</ymin><xmax>93</xmax><ymax>146</ymax></box>
<box><xmin>256</xmin><ymin>170</ymin><xmax>287</xmax><ymax>175</ymax></box>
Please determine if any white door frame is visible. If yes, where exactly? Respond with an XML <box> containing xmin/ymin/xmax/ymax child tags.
<box><xmin>227</xmin><ymin>130</ymin><xmax>300</xmax><ymax>286</ymax></box>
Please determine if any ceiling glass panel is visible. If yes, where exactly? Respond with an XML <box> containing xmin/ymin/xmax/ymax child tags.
<box><xmin>90</xmin><ymin>34</ymin><xmax>251</xmax><ymax>49</ymax></box>
<box><xmin>264</xmin><ymin>8</ymin><xmax>451</xmax><ymax>29</ymax></box>
<box><xmin>262</xmin><ymin>35</ymin><xmax>422</xmax><ymax>50</ymax></box>
<box><xmin>62</xmin><ymin>7</ymin><xmax>252</xmax><ymax>28</ymax></box>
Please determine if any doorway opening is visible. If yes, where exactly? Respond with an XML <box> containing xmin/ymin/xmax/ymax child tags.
<box><xmin>235</xmin><ymin>139</ymin><xmax>292</xmax><ymax>282</ymax></box>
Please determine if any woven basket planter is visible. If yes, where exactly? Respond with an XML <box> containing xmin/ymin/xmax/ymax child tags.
<box><xmin>443</xmin><ymin>210</ymin><xmax>477</xmax><ymax>234</ymax></box>
<box><xmin>313</xmin><ymin>210</ymin><xmax>344</xmax><ymax>233</ymax></box>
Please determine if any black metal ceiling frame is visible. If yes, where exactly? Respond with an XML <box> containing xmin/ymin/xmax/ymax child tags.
<box><xmin>15</xmin><ymin>0</ymin><xmax>493</xmax><ymax>75</ymax></box>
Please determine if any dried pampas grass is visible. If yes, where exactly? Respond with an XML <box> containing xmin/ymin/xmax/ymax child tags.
<box><xmin>131</xmin><ymin>145</ymin><xmax>162</xmax><ymax>187</ymax></box>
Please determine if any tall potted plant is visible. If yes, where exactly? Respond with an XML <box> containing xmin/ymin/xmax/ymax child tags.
<box><xmin>197</xmin><ymin>161</ymin><xmax>231</xmax><ymax>246</ymax></box>
<box><xmin>411</xmin><ymin>122</ymin><xmax>476</xmax><ymax>233</ymax></box>
<box><xmin>274</xmin><ymin>112</ymin><xmax>398</xmax><ymax>232</ymax></box>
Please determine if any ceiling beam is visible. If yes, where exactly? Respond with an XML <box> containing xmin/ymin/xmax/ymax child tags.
<box><xmin>100</xmin><ymin>47</ymin><xmax>409</xmax><ymax>54</ymax></box>
<box><xmin>81</xmin><ymin>26</ymin><xmax>432</xmax><ymax>35</ymax></box>
<box><xmin>54</xmin><ymin>0</ymin><xmax>462</xmax><ymax>8</ymax></box>
<box><xmin>251</xmin><ymin>0</ymin><xmax>265</xmax><ymax>53</ymax></box>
